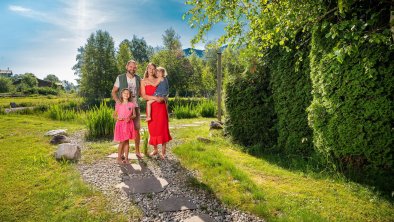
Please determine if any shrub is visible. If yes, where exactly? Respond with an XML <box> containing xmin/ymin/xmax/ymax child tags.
<box><xmin>0</xmin><ymin>77</ymin><xmax>13</xmax><ymax>93</ymax></box>
<box><xmin>307</xmin><ymin>21</ymin><xmax>393</xmax><ymax>172</ymax></box>
<box><xmin>268</xmin><ymin>47</ymin><xmax>314</xmax><ymax>156</ymax></box>
<box><xmin>86</xmin><ymin>102</ymin><xmax>116</xmax><ymax>139</ymax></box>
<box><xmin>224</xmin><ymin>65</ymin><xmax>277</xmax><ymax>148</ymax></box>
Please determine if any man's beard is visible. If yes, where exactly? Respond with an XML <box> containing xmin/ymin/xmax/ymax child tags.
<box><xmin>127</xmin><ymin>70</ymin><xmax>135</xmax><ymax>75</ymax></box>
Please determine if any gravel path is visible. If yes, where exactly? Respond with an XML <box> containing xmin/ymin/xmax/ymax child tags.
<box><xmin>74</xmin><ymin>129</ymin><xmax>265</xmax><ymax>222</ymax></box>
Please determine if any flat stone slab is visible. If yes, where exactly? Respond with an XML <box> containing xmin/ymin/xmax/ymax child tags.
<box><xmin>120</xmin><ymin>163</ymin><xmax>148</xmax><ymax>174</ymax></box>
<box><xmin>45</xmin><ymin>129</ymin><xmax>67</xmax><ymax>136</ymax></box>
<box><xmin>158</xmin><ymin>197</ymin><xmax>197</xmax><ymax>212</ymax></box>
<box><xmin>107</xmin><ymin>153</ymin><xmax>144</xmax><ymax>160</ymax></box>
<box><xmin>183</xmin><ymin>214</ymin><xmax>215</xmax><ymax>222</ymax></box>
<box><xmin>179</xmin><ymin>124</ymin><xmax>201</xmax><ymax>127</ymax></box>
<box><xmin>120</xmin><ymin>176</ymin><xmax>168</xmax><ymax>194</ymax></box>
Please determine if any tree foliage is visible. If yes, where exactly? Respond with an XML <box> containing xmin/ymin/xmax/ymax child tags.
<box><xmin>44</xmin><ymin>74</ymin><xmax>60</xmax><ymax>83</ymax></box>
<box><xmin>129</xmin><ymin>35</ymin><xmax>153</xmax><ymax>64</ymax></box>
<box><xmin>116</xmin><ymin>40</ymin><xmax>133</xmax><ymax>73</ymax></box>
<box><xmin>78</xmin><ymin>30</ymin><xmax>118</xmax><ymax>101</ymax></box>
<box><xmin>0</xmin><ymin>77</ymin><xmax>13</xmax><ymax>93</ymax></box>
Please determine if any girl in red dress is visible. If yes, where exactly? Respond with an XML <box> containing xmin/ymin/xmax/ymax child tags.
<box><xmin>113</xmin><ymin>88</ymin><xmax>136</xmax><ymax>164</ymax></box>
<box><xmin>141</xmin><ymin>63</ymin><xmax>172</xmax><ymax>159</ymax></box>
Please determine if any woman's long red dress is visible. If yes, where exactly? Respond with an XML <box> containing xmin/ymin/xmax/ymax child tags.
<box><xmin>145</xmin><ymin>85</ymin><xmax>172</xmax><ymax>145</ymax></box>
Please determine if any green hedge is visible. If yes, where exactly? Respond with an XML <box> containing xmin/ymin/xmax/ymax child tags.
<box><xmin>307</xmin><ymin>23</ymin><xmax>393</xmax><ymax>171</ymax></box>
<box><xmin>224</xmin><ymin>65</ymin><xmax>277</xmax><ymax>149</ymax></box>
<box><xmin>269</xmin><ymin>47</ymin><xmax>313</xmax><ymax>156</ymax></box>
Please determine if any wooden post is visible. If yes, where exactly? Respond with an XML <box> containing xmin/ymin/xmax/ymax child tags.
<box><xmin>217</xmin><ymin>51</ymin><xmax>222</xmax><ymax>122</ymax></box>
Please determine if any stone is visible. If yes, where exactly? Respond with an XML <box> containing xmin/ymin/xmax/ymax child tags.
<box><xmin>107</xmin><ymin>153</ymin><xmax>144</xmax><ymax>160</ymax></box>
<box><xmin>55</xmin><ymin>143</ymin><xmax>81</xmax><ymax>161</ymax></box>
<box><xmin>209</xmin><ymin>121</ymin><xmax>223</xmax><ymax>130</ymax></box>
<box><xmin>197</xmin><ymin>137</ymin><xmax>212</xmax><ymax>143</ymax></box>
<box><xmin>50</xmin><ymin>135</ymin><xmax>71</xmax><ymax>145</ymax></box>
<box><xmin>10</xmin><ymin>102</ymin><xmax>17</xmax><ymax>108</ymax></box>
<box><xmin>120</xmin><ymin>163</ymin><xmax>148</xmax><ymax>174</ymax></box>
<box><xmin>183</xmin><ymin>214</ymin><xmax>215</xmax><ymax>222</ymax></box>
<box><xmin>157</xmin><ymin>197</ymin><xmax>197</xmax><ymax>212</ymax></box>
<box><xmin>45</xmin><ymin>129</ymin><xmax>67</xmax><ymax>137</ymax></box>
<box><xmin>122</xmin><ymin>176</ymin><xmax>168</xmax><ymax>194</ymax></box>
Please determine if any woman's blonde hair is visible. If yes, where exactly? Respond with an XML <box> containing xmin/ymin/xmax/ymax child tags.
<box><xmin>144</xmin><ymin>62</ymin><xmax>157</xmax><ymax>78</ymax></box>
<box><xmin>119</xmin><ymin>88</ymin><xmax>133</xmax><ymax>103</ymax></box>
<box><xmin>156</xmin><ymin>66</ymin><xmax>168</xmax><ymax>77</ymax></box>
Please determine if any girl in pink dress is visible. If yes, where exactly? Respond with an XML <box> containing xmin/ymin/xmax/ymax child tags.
<box><xmin>113</xmin><ymin>88</ymin><xmax>136</xmax><ymax>164</ymax></box>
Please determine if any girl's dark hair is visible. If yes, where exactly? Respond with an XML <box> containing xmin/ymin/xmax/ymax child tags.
<box><xmin>119</xmin><ymin>88</ymin><xmax>133</xmax><ymax>103</ymax></box>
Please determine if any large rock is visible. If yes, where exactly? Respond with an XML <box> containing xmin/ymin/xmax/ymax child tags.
<box><xmin>55</xmin><ymin>143</ymin><xmax>81</xmax><ymax>161</ymax></box>
<box><xmin>45</xmin><ymin>129</ymin><xmax>68</xmax><ymax>137</ymax></box>
<box><xmin>209</xmin><ymin>121</ymin><xmax>223</xmax><ymax>130</ymax></box>
<box><xmin>10</xmin><ymin>102</ymin><xmax>17</xmax><ymax>108</ymax></box>
<box><xmin>50</xmin><ymin>135</ymin><xmax>71</xmax><ymax>145</ymax></box>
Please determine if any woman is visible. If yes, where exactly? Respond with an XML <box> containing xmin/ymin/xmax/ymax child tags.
<box><xmin>141</xmin><ymin>63</ymin><xmax>172</xmax><ymax>159</ymax></box>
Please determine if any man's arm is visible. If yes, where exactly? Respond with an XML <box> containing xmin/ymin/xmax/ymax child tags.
<box><xmin>111</xmin><ymin>85</ymin><xmax>120</xmax><ymax>104</ymax></box>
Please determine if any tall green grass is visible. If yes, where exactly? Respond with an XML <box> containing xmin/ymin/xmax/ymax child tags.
<box><xmin>86</xmin><ymin>102</ymin><xmax>116</xmax><ymax>139</ymax></box>
<box><xmin>173</xmin><ymin>104</ymin><xmax>199</xmax><ymax>119</ymax></box>
<box><xmin>47</xmin><ymin>105</ymin><xmax>78</xmax><ymax>121</ymax></box>
<box><xmin>198</xmin><ymin>99</ymin><xmax>216</xmax><ymax>117</ymax></box>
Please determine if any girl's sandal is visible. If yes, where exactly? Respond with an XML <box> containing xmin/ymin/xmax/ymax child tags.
<box><xmin>149</xmin><ymin>151</ymin><xmax>158</xmax><ymax>157</ymax></box>
<box><xmin>135</xmin><ymin>153</ymin><xmax>143</xmax><ymax>159</ymax></box>
<box><xmin>160</xmin><ymin>154</ymin><xmax>166</xmax><ymax>160</ymax></box>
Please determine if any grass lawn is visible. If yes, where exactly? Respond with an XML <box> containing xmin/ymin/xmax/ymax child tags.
<box><xmin>0</xmin><ymin>114</ymin><xmax>141</xmax><ymax>221</ymax></box>
<box><xmin>0</xmin><ymin>94</ymin><xmax>82</xmax><ymax>108</ymax></box>
<box><xmin>172</xmin><ymin>121</ymin><xmax>394</xmax><ymax>222</ymax></box>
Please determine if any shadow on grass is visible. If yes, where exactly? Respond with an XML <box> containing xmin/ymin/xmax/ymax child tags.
<box><xmin>243</xmin><ymin>144</ymin><xmax>394</xmax><ymax>202</ymax></box>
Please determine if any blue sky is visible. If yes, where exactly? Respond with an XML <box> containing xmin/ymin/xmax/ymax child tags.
<box><xmin>0</xmin><ymin>0</ymin><xmax>224</xmax><ymax>83</ymax></box>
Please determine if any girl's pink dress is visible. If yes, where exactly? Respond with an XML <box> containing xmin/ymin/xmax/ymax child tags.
<box><xmin>114</xmin><ymin>102</ymin><xmax>136</xmax><ymax>142</ymax></box>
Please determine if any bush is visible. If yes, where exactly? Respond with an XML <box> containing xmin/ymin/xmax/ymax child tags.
<box><xmin>224</xmin><ymin>65</ymin><xmax>277</xmax><ymax>148</ymax></box>
<box><xmin>268</xmin><ymin>47</ymin><xmax>314</xmax><ymax>156</ymax></box>
<box><xmin>197</xmin><ymin>99</ymin><xmax>216</xmax><ymax>117</ymax></box>
<box><xmin>86</xmin><ymin>102</ymin><xmax>116</xmax><ymax>139</ymax></box>
<box><xmin>173</xmin><ymin>104</ymin><xmax>199</xmax><ymax>119</ymax></box>
<box><xmin>307</xmin><ymin>22</ymin><xmax>393</xmax><ymax>172</ymax></box>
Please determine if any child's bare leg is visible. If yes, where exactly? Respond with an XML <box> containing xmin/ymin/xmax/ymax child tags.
<box><xmin>146</xmin><ymin>100</ymin><xmax>155</xmax><ymax>121</ymax></box>
<box><xmin>123</xmin><ymin>140</ymin><xmax>130</xmax><ymax>164</ymax></box>
<box><xmin>149</xmin><ymin>145</ymin><xmax>159</xmax><ymax>157</ymax></box>
<box><xmin>161</xmin><ymin>143</ymin><xmax>167</xmax><ymax>160</ymax></box>
<box><xmin>117</xmin><ymin>142</ymin><xmax>124</xmax><ymax>164</ymax></box>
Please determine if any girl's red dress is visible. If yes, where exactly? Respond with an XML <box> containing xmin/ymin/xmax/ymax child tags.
<box><xmin>145</xmin><ymin>85</ymin><xmax>172</xmax><ymax>145</ymax></box>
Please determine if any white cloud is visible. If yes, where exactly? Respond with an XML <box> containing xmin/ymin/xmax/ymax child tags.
<box><xmin>8</xmin><ymin>5</ymin><xmax>31</xmax><ymax>12</ymax></box>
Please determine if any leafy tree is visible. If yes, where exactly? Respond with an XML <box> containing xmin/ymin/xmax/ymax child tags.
<box><xmin>62</xmin><ymin>80</ymin><xmax>76</xmax><ymax>92</ymax></box>
<box><xmin>72</xmin><ymin>46</ymin><xmax>85</xmax><ymax>83</ymax></box>
<box><xmin>187</xmin><ymin>53</ymin><xmax>204</xmax><ymax>96</ymax></box>
<box><xmin>78</xmin><ymin>30</ymin><xmax>119</xmax><ymax>101</ymax></box>
<box><xmin>116</xmin><ymin>40</ymin><xmax>133</xmax><ymax>73</ymax></box>
<box><xmin>151</xmin><ymin>50</ymin><xmax>193</xmax><ymax>96</ymax></box>
<box><xmin>0</xmin><ymin>77</ymin><xmax>13</xmax><ymax>93</ymax></box>
<box><xmin>129</xmin><ymin>35</ymin><xmax>153</xmax><ymax>64</ymax></box>
<box><xmin>43</xmin><ymin>74</ymin><xmax>60</xmax><ymax>83</ymax></box>
<box><xmin>163</xmin><ymin>27</ymin><xmax>182</xmax><ymax>51</ymax></box>
<box><xmin>200</xmin><ymin>65</ymin><xmax>215</xmax><ymax>97</ymax></box>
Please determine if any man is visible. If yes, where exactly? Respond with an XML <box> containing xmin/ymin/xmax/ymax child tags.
<box><xmin>111</xmin><ymin>60</ymin><xmax>143</xmax><ymax>159</ymax></box>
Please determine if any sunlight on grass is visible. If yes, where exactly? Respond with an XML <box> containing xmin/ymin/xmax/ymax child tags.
<box><xmin>0</xmin><ymin>114</ymin><xmax>141</xmax><ymax>221</ymax></box>
<box><xmin>172</xmin><ymin>123</ymin><xmax>394</xmax><ymax>222</ymax></box>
